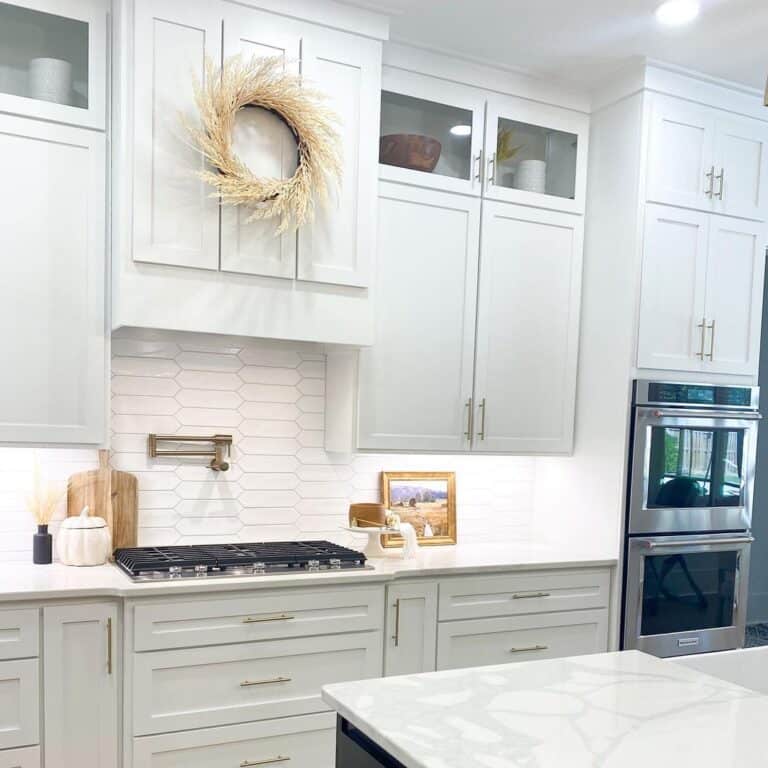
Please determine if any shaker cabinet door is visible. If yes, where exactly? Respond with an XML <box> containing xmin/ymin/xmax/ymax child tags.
<box><xmin>43</xmin><ymin>604</ymin><xmax>118</xmax><ymax>768</ymax></box>
<box><xmin>646</xmin><ymin>95</ymin><xmax>716</xmax><ymax>212</ymax></box>
<box><xmin>297</xmin><ymin>26</ymin><xmax>381</xmax><ymax>287</ymax></box>
<box><xmin>132</xmin><ymin>0</ymin><xmax>221</xmax><ymax>269</ymax></box>
<box><xmin>472</xmin><ymin>203</ymin><xmax>583</xmax><ymax>454</ymax></box>
<box><xmin>357</xmin><ymin>183</ymin><xmax>480</xmax><ymax>451</ymax></box>
<box><xmin>384</xmin><ymin>582</ymin><xmax>438</xmax><ymax>677</ymax></box>
<box><xmin>703</xmin><ymin>216</ymin><xmax>766</xmax><ymax>375</ymax></box>
<box><xmin>636</xmin><ymin>204</ymin><xmax>709</xmax><ymax>373</ymax></box>
<box><xmin>0</xmin><ymin>115</ymin><xmax>105</xmax><ymax>443</ymax></box>
<box><xmin>219</xmin><ymin>4</ymin><xmax>300</xmax><ymax>279</ymax></box>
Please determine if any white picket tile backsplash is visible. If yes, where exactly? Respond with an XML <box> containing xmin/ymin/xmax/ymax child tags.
<box><xmin>0</xmin><ymin>329</ymin><xmax>538</xmax><ymax>560</ymax></box>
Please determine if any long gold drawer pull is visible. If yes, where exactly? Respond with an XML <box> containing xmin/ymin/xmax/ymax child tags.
<box><xmin>512</xmin><ymin>592</ymin><xmax>551</xmax><ymax>600</ymax></box>
<box><xmin>240</xmin><ymin>676</ymin><xmax>292</xmax><ymax>687</ymax></box>
<box><xmin>509</xmin><ymin>645</ymin><xmax>548</xmax><ymax>654</ymax></box>
<box><xmin>240</xmin><ymin>758</ymin><xmax>290</xmax><ymax>767</ymax></box>
<box><xmin>242</xmin><ymin>614</ymin><xmax>295</xmax><ymax>624</ymax></box>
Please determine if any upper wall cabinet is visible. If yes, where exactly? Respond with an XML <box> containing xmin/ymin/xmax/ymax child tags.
<box><xmin>114</xmin><ymin>0</ymin><xmax>384</xmax><ymax>344</ymax></box>
<box><xmin>484</xmin><ymin>95</ymin><xmax>589</xmax><ymax>214</ymax></box>
<box><xmin>647</xmin><ymin>94</ymin><xmax>768</xmax><ymax>221</ymax></box>
<box><xmin>0</xmin><ymin>0</ymin><xmax>106</xmax><ymax>129</ymax></box>
<box><xmin>378</xmin><ymin>68</ymin><xmax>589</xmax><ymax>214</ymax></box>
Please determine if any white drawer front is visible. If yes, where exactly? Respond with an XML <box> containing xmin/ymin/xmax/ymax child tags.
<box><xmin>132</xmin><ymin>712</ymin><xmax>335</xmax><ymax>768</ymax></box>
<box><xmin>0</xmin><ymin>746</ymin><xmax>40</xmax><ymax>768</ymax></box>
<box><xmin>0</xmin><ymin>611</ymin><xmax>38</xmax><ymax>661</ymax></box>
<box><xmin>436</xmin><ymin>609</ymin><xmax>609</xmax><ymax>670</ymax></box>
<box><xmin>438</xmin><ymin>568</ymin><xmax>611</xmax><ymax>621</ymax></box>
<box><xmin>133</xmin><ymin>631</ymin><xmax>382</xmax><ymax>735</ymax></box>
<box><xmin>0</xmin><ymin>659</ymin><xmax>39</xmax><ymax>751</ymax></box>
<box><xmin>133</xmin><ymin>586</ymin><xmax>384</xmax><ymax>651</ymax></box>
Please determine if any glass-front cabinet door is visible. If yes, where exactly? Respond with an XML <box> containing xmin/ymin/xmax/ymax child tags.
<box><xmin>379</xmin><ymin>67</ymin><xmax>486</xmax><ymax>196</ymax></box>
<box><xmin>0</xmin><ymin>0</ymin><xmax>106</xmax><ymax>128</ymax></box>
<box><xmin>485</xmin><ymin>94</ymin><xmax>588</xmax><ymax>213</ymax></box>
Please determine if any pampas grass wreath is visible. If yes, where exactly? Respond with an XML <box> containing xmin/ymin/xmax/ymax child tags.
<box><xmin>188</xmin><ymin>55</ymin><xmax>343</xmax><ymax>234</ymax></box>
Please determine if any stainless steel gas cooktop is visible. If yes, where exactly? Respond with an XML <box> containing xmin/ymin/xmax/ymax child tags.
<box><xmin>113</xmin><ymin>540</ymin><xmax>370</xmax><ymax>581</ymax></box>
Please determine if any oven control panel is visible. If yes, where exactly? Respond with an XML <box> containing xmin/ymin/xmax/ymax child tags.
<box><xmin>636</xmin><ymin>381</ymin><xmax>758</xmax><ymax>410</ymax></box>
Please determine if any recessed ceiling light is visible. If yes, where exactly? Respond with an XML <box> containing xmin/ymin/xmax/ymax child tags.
<box><xmin>449</xmin><ymin>124</ymin><xmax>472</xmax><ymax>137</ymax></box>
<box><xmin>655</xmin><ymin>0</ymin><xmax>700</xmax><ymax>26</ymax></box>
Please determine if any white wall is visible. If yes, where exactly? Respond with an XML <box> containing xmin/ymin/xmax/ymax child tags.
<box><xmin>0</xmin><ymin>328</ymin><xmax>539</xmax><ymax>561</ymax></box>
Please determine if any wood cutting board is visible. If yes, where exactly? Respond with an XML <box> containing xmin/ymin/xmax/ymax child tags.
<box><xmin>67</xmin><ymin>449</ymin><xmax>138</xmax><ymax>555</ymax></box>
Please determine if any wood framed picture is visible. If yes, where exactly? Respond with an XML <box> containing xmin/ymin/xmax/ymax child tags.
<box><xmin>381</xmin><ymin>471</ymin><xmax>456</xmax><ymax>547</ymax></box>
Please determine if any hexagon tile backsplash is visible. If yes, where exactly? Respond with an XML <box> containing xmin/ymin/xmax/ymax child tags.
<box><xmin>0</xmin><ymin>328</ymin><xmax>537</xmax><ymax>560</ymax></box>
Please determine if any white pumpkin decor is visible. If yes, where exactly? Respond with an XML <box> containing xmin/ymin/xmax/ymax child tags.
<box><xmin>57</xmin><ymin>506</ymin><xmax>112</xmax><ymax>566</ymax></box>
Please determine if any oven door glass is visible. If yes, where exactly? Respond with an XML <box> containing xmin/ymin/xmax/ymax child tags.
<box><xmin>646</xmin><ymin>427</ymin><xmax>745</xmax><ymax>509</ymax></box>
<box><xmin>641</xmin><ymin>550</ymin><xmax>737</xmax><ymax>636</ymax></box>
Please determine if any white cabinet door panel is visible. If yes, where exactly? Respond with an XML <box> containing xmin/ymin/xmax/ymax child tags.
<box><xmin>297</xmin><ymin>27</ymin><xmax>380</xmax><ymax>287</ymax></box>
<box><xmin>43</xmin><ymin>604</ymin><xmax>118</xmax><ymax>768</ymax></box>
<box><xmin>357</xmin><ymin>183</ymin><xmax>480</xmax><ymax>450</ymax></box>
<box><xmin>473</xmin><ymin>203</ymin><xmax>582</xmax><ymax>453</ymax></box>
<box><xmin>704</xmin><ymin>217</ymin><xmax>765</xmax><ymax>375</ymax></box>
<box><xmin>0</xmin><ymin>115</ymin><xmax>105</xmax><ymax>443</ymax></box>
<box><xmin>220</xmin><ymin>5</ymin><xmax>300</xmax><ymax>278</ymax></box>
<box><xmin>714</xmin><ymin>116</ymin><xmax>768</xmax><ymax>222</ymax></box>
<box><xmin>637</xmin><ymin>205</ymin><xmax>709</xmax><ymax>372</ymax></box>
<box><xmin>133</xmin><ymin>0</ymin><xmax>221</xmax><ymax>269</ymax></box>
<box><xmin>0</xmin><ymin>659</ymin><xmax>38</xmax><ymax>751</ymax></box>
<box><xmin>0</xmin><ymin>746</ymin><xmax>40</xmax><ymax>768</ymax></box>
<box><xmin>384</xmin><ymin>582</ymin><xmax>438</xmax><ymax>676</ymax></box>
<box><xmin>647</xmin><ymin>95</ymin><xmax>715</xmax><ymax>211</ymax></box>
<box><xmin>0</xmin><ymin>610</ymin><xmax>39</xmax><ymax>661</ymax></box>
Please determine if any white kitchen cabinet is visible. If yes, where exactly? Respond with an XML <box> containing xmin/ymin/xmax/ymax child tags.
<box><xmin>384</xmin><ymin>582</ymin><xmax>438</xmax><ymax>677</ymax></box>
<box><xmin>132</xmin><ymin>0</ymin><xmax>220</xmax><ymax>270</ymax></box>
<box><xmin>473</xmin><ymin>202</ymin><xmax>583</xmax><ymax>453</ymax></box>
<box><xmin>297</xmin><ymin>26</ymin><xmax>381</xmax><ymax>288</ymax></box>
<box><xmin>484</xmin><ymin>94</ymin><xmax>589</xmax><ymax>214</ymax></box>
<box><xmin>0</xmin><ymin>659</ymin><xmax>38</xmax><ymax>751</ymax></box>
<box><xmin>0</xmin><ymin>747</ymin><xmax>40</xmax><ymax>768</ymax></box>
<box><xmin>43</xmin><ymin>603</ymin><xmax>118</xmax><ymax>768</ymax></box>
<box><xmin>357</xmin><ymin>183</ymin><xmax>480</xmax><ymax>450</ymax></box>
<box><xmin>0</xmin><ymin>610</ymin><xmax>39</xmax><ymax>661</ymax></box>
<box><xmin>219</xmin><ymin>3</ymin><xmax>300</xmax><ymax>279</ymax></box>
<box><xmin>647</xmin><ymin>94</ymin><xmax>768</xmax><ymax>222</ymax></box>
<box><xmin>379</xmin><ymin>67</ymin><xmax>486</xmax><ymax>197</ymax></box>
<box><xmin>0</xmin><ymin>0</ymin><xmax>106</xmax><ymax>130</ymax></box>
<box><xmin>0</xmin><ymin>114</ymin><xmax>106</xmax><ymax>444</ymax></box>
<box><xmin>637</xmin><ymin>204</ymin><xmax>765</xmax><ymax>376</ymax></box>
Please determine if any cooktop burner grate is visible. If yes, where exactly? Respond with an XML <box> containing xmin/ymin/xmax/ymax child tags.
<box><xmin>114</xmin><ymin>540</ymin><xmax>368</xmax><ymax>580</ymax></box>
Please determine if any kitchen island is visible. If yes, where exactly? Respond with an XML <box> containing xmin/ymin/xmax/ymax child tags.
<box><xmin>322</xmin><ymin>650</ymin><xmax>768</xmax><ymax>767</ymax></box>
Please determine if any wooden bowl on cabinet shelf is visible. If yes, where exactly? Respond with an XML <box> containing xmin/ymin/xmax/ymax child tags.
<box><xmin>379</xmin><ymin>134</ymin><xmax>442</xmax><ymax>172</ymax></box>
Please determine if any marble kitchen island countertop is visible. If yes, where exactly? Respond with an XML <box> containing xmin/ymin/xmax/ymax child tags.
<box><xmin>0</xmin><ymin>541</ymin><xmax>616</xmax><ymax>601</ymax></box>
<box><xmin>322</xmin><ymin>650</ymin><xmax>768</xmax><ymax>768</ymax></box>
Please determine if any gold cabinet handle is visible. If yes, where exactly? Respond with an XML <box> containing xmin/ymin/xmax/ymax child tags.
<box><xmin>714</xmin><ymin>168</ymin><xmax>725</xmax><ymax>200</ymax></box>
<box><xmin>106</xmin><ymin>617</ymin><xmax>113</xmax><ymax>675</ymax></box>
<box><xmin>706</xmin><ymin>319</ymin><xmax>716</xmax><ymax>360</ymax></box>
<box><xmin>473</xmin><ymin>151</ymin><xmax>483</xmax><ymax>183</ymax></box>
<box><xmin>242</xmin><ymin>614</ymin><xmax>295</xmax><ymax>624</ymax></box>
<box><xmin>464</xmin><ymin>397</ymin><xmax>473</xmax><ymax>440</ymax></box>
<box><xmin>240</xmin><ymin>676</ymin><xmax>292</xmax><ymax>687</ymax></box>
<box><xmin>240</xmin><ymin>758</ymin><xmax>290</xmax><ymax>767</ymax></box>
<box><xmin>477</xmin><ymin>398</ymin><xmax>486</xmax><ymax>441</ymax></box>
<box><xmin>696</xmin><ymin>317</ymin><xmax>707</xmax><ymax>359</ymax></box>
<box><xmin>487</xmin><ymin>152</ymin><xmax>496</xmax><ymax>186</ymax></box>
<box><xmin>392</xmin><ymin>599</ymin><xmax>401</xmax><ymax>647</ymax></box>
<box><xmin>509</xmin><ymin>645</ymin><xmax>548</xmax><ymax>654</ymax></box>
<box><xmin>705</xmin><ymin>166</ymin><xmax>715</xmax><ymax>198</ymax></box>
<box><xmin>512</xmin><ymin>592</ymin><xmax>551</xmax><ymax>600</ymax></box>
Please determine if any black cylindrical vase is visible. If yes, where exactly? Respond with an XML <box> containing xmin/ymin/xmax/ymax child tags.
<box><xmin>33</xmin><ymin>524</ymin><xmax>53</xmax><ymax>564</ymax></box>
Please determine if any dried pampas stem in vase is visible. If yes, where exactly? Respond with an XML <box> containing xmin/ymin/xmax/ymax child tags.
<box><xmin>187</xmin><ymin>54</ymin><xmax>343</xmax><ymax>234</ymax></box>
<box><xmin>26</xmin><ymin>455</ymin><xmax>63</xmax><ymax>564</ymax></box>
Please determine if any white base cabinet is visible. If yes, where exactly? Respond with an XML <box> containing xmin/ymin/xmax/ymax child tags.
<box><xmin>0</xmin><ymin>659</ymin><xmax>38</xmax><ymax>751</ymax></box>
<box><xmin>384</xmin><ymin>582</ymin><xmax>438</xmax><ymax>676</ymax></box>
<box><xmin>0</xmin><ymin>747</ymin><xmax>40</xmax><ymax>768</ymax></box>
<box><xmin>43</xmin><ymin>604</ymin><xmax>118</xmax><ymax>768</ymax></box>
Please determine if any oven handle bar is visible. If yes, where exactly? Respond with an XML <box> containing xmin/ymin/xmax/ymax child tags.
<box><xmin>640</xmin><ymin>408</ymin><xmax>762</xmax><ymax>420</ymax></box>
<box><xmin>639</xmin><ymin>536</ymin><xmax>754</xmax><ymax>549</ymax></box>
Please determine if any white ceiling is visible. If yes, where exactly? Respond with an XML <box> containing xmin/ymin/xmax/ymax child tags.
<box><xmin>344</xmin><ymin>0</ymin><xmax>768</xmax><ymax>91</ymax></box>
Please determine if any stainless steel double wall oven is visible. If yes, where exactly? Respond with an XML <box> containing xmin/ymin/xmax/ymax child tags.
<box><xmin>622</xmin><ymin>380</ymin><xmax>760</xmax><ymax>657</ymax></box>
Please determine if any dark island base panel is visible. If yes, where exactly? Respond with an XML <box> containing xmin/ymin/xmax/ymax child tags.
<box><xmin>336</xmin><ymin>717</ymin><xmax>406</xmax><ymax>768</ymax></box>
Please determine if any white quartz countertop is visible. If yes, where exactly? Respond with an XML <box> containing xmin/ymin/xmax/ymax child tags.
<box><xmin>0</xmin><ymin>542</ymin><xmax>615</xmax><ymax>601</ymax></box>
<box><xmin>322</xmin><ymin>650</ymin><xmax>768</xmax><ymax>768</ymax></box>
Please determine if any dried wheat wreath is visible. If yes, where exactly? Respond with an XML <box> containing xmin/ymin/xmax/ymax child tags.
<box><xmin>189</xmin><ymin>55</ymin><xmax>342</xmax><ymax>233</ymax></box>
